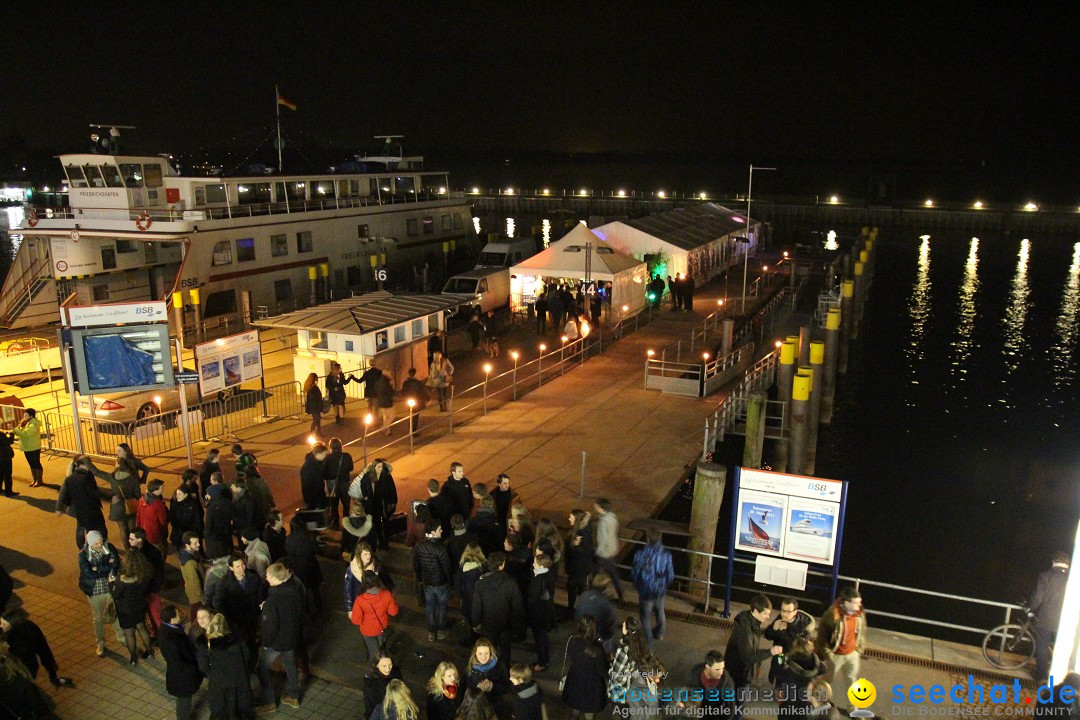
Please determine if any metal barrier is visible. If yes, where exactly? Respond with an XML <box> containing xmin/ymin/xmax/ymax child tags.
<box><xmin>645</xmin><ymin>359</ymin><xmax>702</xmax><ymax>396</ymax></box>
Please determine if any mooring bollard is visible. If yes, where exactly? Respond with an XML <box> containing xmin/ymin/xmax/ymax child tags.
<box><xmin>839</xmin><ymin>280</ymin><xmax>854</xmax><ymax>375</ymax></box>
<box><xmin>807</xmin><ymin>342</ymin><xmax>824</xmax><ymax>474</ymax></box>
<box><xmin>822</xmin><ymin>308</ymin><xmax>841</xmax><ymax>423</ymax></box>
<box><xmin>789</xmin><ymin>370</ymin><xmax>811</xmax><ymax>475</ymax></box>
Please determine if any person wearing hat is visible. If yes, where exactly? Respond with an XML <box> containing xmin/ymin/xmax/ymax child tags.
<box><xmin>342</xmin><ymin>501</ymin><xmax>373</xmax><ymax>561</ymax></box>
<box><xmin>77</xmin><ymin>529</ymin><xmax>124</xmax><ymax>657</ymax></box>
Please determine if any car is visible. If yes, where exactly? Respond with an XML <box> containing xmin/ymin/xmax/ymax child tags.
<box><xmin>75</xmin><ymin>371</ymin><xmax>203</xmax><ymax>424</ymax></box>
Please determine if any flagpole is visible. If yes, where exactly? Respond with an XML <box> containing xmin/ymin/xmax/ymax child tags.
<box><xmin>275</xmin><ymin>85</ymin><xmax>283</xmax><ymax>173</ymax></box>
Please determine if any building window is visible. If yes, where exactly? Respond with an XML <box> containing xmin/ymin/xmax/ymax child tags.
<box><xmin>203</xmin><ymin>290</ymin><xmax>237</xmax><ymax>318</ymax></box>
<box><xmin>345</xmin><ymin>340</ymin><xmax>354</xmax><ymax>352</ymax></box>
<box><xmin>116</xmin><ymin>239</ymin><xmax>139</xmax><ymax>253</ymax></box>
<box><xmin>212</xmin><ymin>240</ymin><xmax>232</xmax><ymax>265</ymax></box>
<box><xmin>274</xmin><ymin>279</ymin><xmax>292</xmax><ymax>302</ymax></box>
<box><xmin>442</xmin><ymin>214</ymin><xmax>451</xmax><ymax>231</ymax></box>
<box><xmin>423</xmin><ymin>216</ymin><xmax>434</xmax><ymax>235</ymax></box>
<box><xmin>453</xmin><ymin>214</ymin><xmax>463</xmax><ymax>230</ymax></box>
<box><xmin>394</xmin><ymin>325</ymin><xmax>406</xmax><ymax>344</ymax></box>
<box><xmin>406</xmin><ymin>219</ymin><xmax>418</xmax><ymax>236</ymax></box>
<box><xmin>357</xmin><ymin>224</ymin><xmax>369</xmax><ymax>239</ymax></box>
<box><xmin>101</xmin><ymin>247</ymin><xmax>117</xmax><ymax>270</ymax></box>
<box><xmin>92</xmin><ymin>285</ymin><xmax>109</xmax><ymax>301</ymax></box>
<box><xmin>236</xmin><ymin>237</ymin><xmax>255</xmax><ymax>262</ymax></box>
<box><xmin>310</xmin><ymin>331</ymin><xmax>328</xmax><ymax>350</ymax></box>
<box><xmin>297</xmin><ymin>231</ymin><xmax>313</xmax><ymax>253</ymax></box>
<box><xmin>411</xmin><ymin>318</ymin><xmax>424</xmax><ymax>338</ymax></box>
<box><xmin>427</xmin><ymin>313</ymin><xmax>441</xmax><ymax>332</ymax></box>
<box><xmin>375</xmin><ymin>331</ymin><xmax>388</xmax><ymax>352</ymax></box>
<box><xmin>271</xmin><ymin>234</ymin><xmax>288</xmax><ymax>257</ymax></box>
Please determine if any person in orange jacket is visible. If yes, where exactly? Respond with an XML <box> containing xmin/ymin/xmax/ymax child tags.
<box><xmin>351</xmin><ymin>570</ymin><xmax>399</xmax><ymax>660</ymax></box>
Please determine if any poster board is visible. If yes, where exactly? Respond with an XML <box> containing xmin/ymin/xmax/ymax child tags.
<box><xmin>195</xmin><ymin>331</ymin><xmax>262</xmax><ymax>395</ymax></box>
<box><xmin>735</xmin><ymin>468</ymin><xmax>843</xmax><ymax>565</ymax></box>
<box><xmin>63</xmin><ymin>324</ymin><xmax>175</xmax><ymax>394</ymax></box>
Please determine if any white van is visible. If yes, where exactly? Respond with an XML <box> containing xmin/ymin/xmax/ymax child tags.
<box><xmin>442</xmin><ymin>268</ymin><xmax>511</xmax><ymax>315</ymax></box>
<box><xmin>474</xmin><ymin>238</ymin><xmax>536</xmax><ymax>269</ymax></box>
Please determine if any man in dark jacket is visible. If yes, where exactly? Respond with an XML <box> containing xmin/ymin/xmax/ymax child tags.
<box><xmin>448</xmin><ymin>514</ymin><xmax>480</xmax><ymax>569</ymax></box>
<box><xmin>468</xmin><ymin>495</ymin><xmax>505</xmax><ymax>555</ymax></box>
<box><xmin>763</xmin><ymin>598</ymin><xmax>816</xmax><ymax>684</ymax></box>
<box><xmin>324</xmin><ymin>439</ymin><xmax>354</xmax><ymax>530</ymax></box>
<box><xmin>300</xmin><ymin>444</ymin><xmax>328</xmax><ymax>510</ymax></box>
<box><xmin>413</xmin><ymin>520</ymin><xmax>454</xmax><ymax>641</ymax></box>
<box><xmin>472</xmin><ymin>551</ymin><xmax>524</xmax><ymax>663</ymax></box>
<box><xmin>199</xmin><ymin>449</ymin><xmax>221</xmax><ymax>499</ymax></box>
<box><xmin>285</xmin><ymin>515</ymin><xmax>323</xmax><ymax>611</ymax></box>
<box><xmin>56</xmin><ymin>455</ymin><xmax>108</xmax><ymax>548</ymax></box>
<box><xmin>400</xmin><ymin>368</ymin><xmax>427</xmax><ymax>434</ymax></box>
<box><xmin>1032</xmin><ymin>551</ymin><xmax>1071</xmax><ymax>683</ymax></box>
<box><xmin>374</xmin><ymin>374</ymin><xmax>396</xmax><ymax>434</ymax></box>
<box><xmin>440</xmin><ymin>462</ymin><xmax>473</xmax><ymax>520</ymax></box>
<box><xmin>527</xmin><ymin>554</ymin><xmax>557</xmax><ymax>670</ymax></box>
<box><xmin>255</xmin><ymin>562</ymin><xmax>305</xmax><ymax>710</ymax></box>
<box><xmin>0</xmin><ymin>610</ymin><xmax>72</xmax><ymax>687</ymax></box>
<box><xmin>129</xmin><ymin>528</ymin><xmax>165</xmax><ymax>638</ymax></box>
<box><xmin>687</xmin><ymin>650</ymin><xmax>737</xmax><ymax>718</ymax></box>
<box><xmin>359</xmin><ymin>363</ymin><xmax>384</xmax><ymax>415</ymax></box>
<box><xmin>575</xmin><ymin>572</ymin><xmax>617</xmax><ymax>644</ymax></box>
<box><xmin>725</xmin><ymin>594</ymin><xmax>782</xmax><ymax>699</ymax></box>
<box><xmin>213</xmin><ymin>552</ymin><xmax>266</xmax><ymax>650</ymax></box>
<box><xmin>232</xmin><ymin>478</ymin><xmax>258</xmax><ymax>545</ymax></box>
<box><xmin>491</xmin><ymin>474</ymin><xmax>516</xmax><ymax>527</ymax></box>
<box><xmin>425</xmin><ymin>478</ymin><xmax>454</xmax><ymax>537</ymax></box>
<box><xmin>158</xmin><ymin>604</ymin><xmax>203</xmax><ymax>720</ymax></box>
<box><xmin>203</xmin><ymin>485</ymin><xmax>235</xmax><ymax>559</ymax></box>
<box><xmin>503</xmin><ymin>534</ymin><xmax>533</xmax><ymax>599</ymax></box>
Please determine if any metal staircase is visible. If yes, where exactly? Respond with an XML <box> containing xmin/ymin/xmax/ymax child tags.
<box><xmin>0</xmin><ymin>240</ymin><xmax>52</xmax><ymax>329</ymax></box>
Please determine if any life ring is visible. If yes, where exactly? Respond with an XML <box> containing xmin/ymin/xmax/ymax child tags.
<box><xmin>26</xmin><ymin>210</ymin><xmax>38</xmax><ymax>228</ymax></box>
<box><xmin>135</xmin><ymin>213</ymin><xmax>153</xmax><ymax>231</ymax></box>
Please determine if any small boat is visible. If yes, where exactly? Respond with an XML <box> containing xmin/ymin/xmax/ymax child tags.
<box><xmin>749</xmin><ymin>515</ymin><xmax>770</xmax><ymax>541</ymax></box>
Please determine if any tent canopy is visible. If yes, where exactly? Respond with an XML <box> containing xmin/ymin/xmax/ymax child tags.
<box><xmin>511</xmin><ymin>224</ymin><xmax>645</xmax><ymax>281</ymax></box>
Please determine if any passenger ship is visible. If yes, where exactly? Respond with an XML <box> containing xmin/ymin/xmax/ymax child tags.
<box><xmin>0</xmin><ymin>132</ymin><xmax>475</xmax><ymax>344</ymax></box>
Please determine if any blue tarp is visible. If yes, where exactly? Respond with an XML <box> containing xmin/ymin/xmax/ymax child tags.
<box><xmin>84</xmin><ymin>334</ymin><xmax>156</xmax><ymax>391</ymax></box>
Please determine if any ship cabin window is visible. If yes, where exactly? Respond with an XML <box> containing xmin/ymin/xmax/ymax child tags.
<box><xmin>237</xmin><ymin>183</ymin><xmax>271</xmax><ymax>205</ymax></box>
<box><xmin>453</xmin><ymin>214</ymin><xmax>463</xmax><ymax>230</ymax></box>
<box><xmin>310</xmin><ymin>181</ymin><xmax>335</xmax><ymax>198</ymax></box>
<box><xmin>423</xmin><ymin>216</ymin><xmax>434</xmax><ymax>235</ymax></box>
<box><xmin>357</xmin><ymin>224</ymin><xmax>369</xmax><ymax>240</ymax></box>
<box><xmin>337</xmin><ymin>179</ymin><xmax>349</xmax><ymax>198</ymax></box>
<box><xmin>143</xmin><ymin>164</ymin><xmax>163</xmax><ymax>188</ymax></box>
<box><xmin>82</xmin><ymin>165</ymin><xmax>106</xmax><ymax>188</ymax></box>
<box><xmin>349</xmin><ymin>180</ymin><xmax>361</xmax><ymax>195</ymax></box>
<box><xmin>394</xmin><ymin>325</ymin><xmax>406</xmax><ymax>344</ymax></box>
<box><xmin>271</xmin><ymin>234</ymin><xmax>288</xmax><ymax>257</ymax></box>
<box><xmin>203</xmin><ymin>290</ymin><xmax>237</xmax><ymax>318</ymax></box>
<box><xmin>236</xmin><ymin>238</ymin><xmax>255</xmax><ymax>263</ymax></box>
<box><xmin>204</xmin><ymin>184</ymin><xmax>227</xmax><ymax>204</ymax></box>
<box><xmin>92</xmin><ymin>284</ymin><xmax>109</xmax><ymax>301</ymax></box>
<box><xmin>394</xmin><ymin>176</ymin><xmax>415</xmax><ymax>194</ymax></box>
<box><xmin>212</xmin><ymin>241</ymin><xmax>232</xmax><ymax>266</ymax></box>
<box><xmin>378</xmin><ymin>178</ymin><xmax>392</xmax><ymax>194</ymax></box>
<box><xmin>406</xmin><ymin>219</ymin><xmax>418</xmax><ymax>236</ymax></box>
<box><xmin>119</xmin><ymin>164</ymin><xmax>144</xmax><ymax>188</ymax></box>
<box><xmin>274</xmin><ymin>279</ymin><xmax>292</xmax><ymax>302</ymax></box>
<box><xmin>442</xmin><ymin>214</ymin><xmax>451</xmax><ymax>231</ymax></box>
<box><xmin>116</xmin><ymin>240</ymin><xmax>139</xmax><ymax>254</ymax></box>
<box><xmin>101</xmin><ymin>164</ymin><xmax>124</xmax><ymax>188</ymax></box>
<box><xmin>101</xmin><ymin>247</ymin><xmax>117</xmax><ymax>270</ymax></box>
<box><xmin>286</xmin><ymin>182</ymin><xmax>306</xmax><ymax>201</ymax></box>
<box><xmin>369</xmin><ymin>179</ymin><xmax>380</xmax><ymax>197</ymax></box>
<box><xmin>65</xmin><ymin>164</ymin><xmax>88</xmax><ymax>188</ymax></box>
<box><xmin>296</xmin><ymin>231</ymin><xmax>313</xmax><ymax>253</ymax></box>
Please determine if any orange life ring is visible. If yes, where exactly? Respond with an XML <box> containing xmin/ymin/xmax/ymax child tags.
<box><xmin>26</xmin><ymin>210</ymin><xmax>38</xmax><ymax>227</ymax></box>
<box><xmin>135</xmin><ymin>212</ymin><xmax>153</xmax><ymax>231</ymax></box>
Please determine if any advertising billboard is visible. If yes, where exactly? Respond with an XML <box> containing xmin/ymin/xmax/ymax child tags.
<box><xmin>64</xmin><ymin>324</ymin><xmax>175</xmax><ymax>394</ymax></box>
<box><xmin>195</xmin><ymin>331</ymin><xmax>262</xmax><ymax>395</ymax></box>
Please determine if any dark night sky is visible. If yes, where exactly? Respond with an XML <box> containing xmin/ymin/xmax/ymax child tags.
<box><xmin>3</xmin><ymin>3</ymin><xmax>1078</xmax><ymax>196</ymax></box>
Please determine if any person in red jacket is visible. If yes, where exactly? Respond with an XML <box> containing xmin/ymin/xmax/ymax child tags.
<box><xmin>351</xmin><ymin>570</ymin><xmax>399</xmax><ymax>660</ymax></box>
<box><xmin>136</xmin><ymin>479</ymin><xmax>170</xmax><ymax>556</ymax></box>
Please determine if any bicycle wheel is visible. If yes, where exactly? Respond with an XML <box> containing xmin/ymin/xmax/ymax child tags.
<box><xmin>983</xmin><ymin>624</ymin><xmax>1036</xmax><ymax>669</ymax></box>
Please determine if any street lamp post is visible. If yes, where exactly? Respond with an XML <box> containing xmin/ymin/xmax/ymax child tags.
<box><xmin>742</xmin><ymin>164</ymin><xmax>776</xmax><ymax>312</ymax></box>
<box><xmin>361</xmin><ymin>413</ymin><xmax>373</xmax><ymax>466</ymax></box>
<box><xmin>560</xmin><ymin>335</ymin><xmax>568</xmax><ymax>375</ymax></box>
<box><xmin>538</xmin><ymin>344</ymin><xmax>546</xmax><ymax>386</ymax></box>
<box><xmin>510</xmin><ymin>351</ymin><xmax>519</xmax><ymax>400</ymax></box>
<box><xmin>482</xmin><ymin>363</ymin><xmax>492</xmax><ymax>415</ymax></box>
<box><xmin>407</xmin><ymin>399</ymin><xmax>416</xmax><ymax>452</ymax></box>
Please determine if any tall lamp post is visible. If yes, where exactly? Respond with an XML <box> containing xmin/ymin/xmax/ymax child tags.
<box><xmin>742</xmin><ymin>164</ymin><xmax>776</xmax><ymax>312</ymax></box>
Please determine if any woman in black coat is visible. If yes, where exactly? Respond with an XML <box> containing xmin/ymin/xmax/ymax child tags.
<box><xmin>561</xmin><ymin>615</ymin><xmax>609</xmax><ymax>718</ymax></box>
<box><xmin>563</xmin><ymin>510</ymin><xmax>595</xmax><ymax>616</ymax></box>
<box><xmin>286</xmin><ymin>515</ymin><xmax>323</xmax><ymax>610</ymax></box>
<box><xmin>359</xmin><ymin>459</ymin><xmax>398</xmax><ymax>550</ymax></box>
<box><xmin>364</xmin><ymin>651</ymin><xmax>404</xmax><ymax>720</ymax></box>
<box><xmin>169</xmin><ymin>483</ymin><xmax>204</xmax><ymax>552</ymax></box>
<box><xmin>303</xmin><ymin>372</ymin><xmax>324</xmax><ymax>437</ymax></box>
<box><xmin>325</xmin><ymin>362</ymin><xmax>354</xmax><ymax>426</ymax></box>
<box><xmin>111</xmin><ymin>552</ymin><xmax>153</xmax><ymax>665</ymax></box>
<box><xmin>205</xmin><ymin>614</ymin><xmax>255</xmax><ymax>720</ymax></box>
<box><xmin>203</xmin><ymin>487</ymin><xmax>235</xmax><ymax>560</ymax></box>
<box><xmin>159</xmin><ymin>605</ymin><xmax>204</xmax><ymax>720</ymax></box>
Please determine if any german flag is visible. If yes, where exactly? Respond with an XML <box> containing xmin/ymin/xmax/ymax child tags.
<box><xmin>277</xmin><ymin>90</ymin><xmax>297</xmax><ymax>111</ymax></box>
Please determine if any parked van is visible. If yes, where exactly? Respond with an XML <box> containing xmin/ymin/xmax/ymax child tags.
<box><xmin>442</xmin><ymin>268</ymin><xmax>511</xmax><ymax>315</ymax></box>
<box><xmin>474</xmin><ymin>238</ymin><xmax>537</xmax><ymax>269</ymax></box>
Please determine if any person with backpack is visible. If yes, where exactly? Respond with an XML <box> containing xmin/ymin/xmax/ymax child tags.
<box><xmin>630</xmin><ymin>528</ymin><xmax>675</xmax><ymax>650</ymax></box>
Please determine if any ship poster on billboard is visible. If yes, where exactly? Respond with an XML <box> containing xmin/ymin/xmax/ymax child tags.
<box><xmin>735</xmin><ymin>491</ymin><xmax>787</xmax><ymax>556</ymax></box>
<box><xmin>784</xmin><ymin>498</ymin><xmax>840</xmax><ymax>565</ymax></box>
<box><xmin>195</xmin><ymin>331</ymin><xmax>262</xmax><ymax>395</ymax></box>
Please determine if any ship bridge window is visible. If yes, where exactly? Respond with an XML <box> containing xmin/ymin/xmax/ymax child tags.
<box><xmin>394</xmin><ymin>177</ymin><xmax>415</xmax><ymax>194</ymax></box>
<box><xmin>212</xmin><ymin>240</ymin><xmax>232</xmax><ymax>266</ymax></box>
<box><xmin>82</xmin><ymin>165</ymin><xmax>106</xmax><ymax>188</ymax></box>
<box><xmin>286</xmin><ymin>182</ymin><xmax>306</xmax><ymax>201</ymax></box>
<box><xmin>310</xmin><ymin>181</ymin><xmax>335</xmax><ymax>198</ymax></box>
<box><xmin>237</xmin><ymin>183</ymin><xmax>271</xmax><ymax>205</ymax></box>
<box><xmin>119</xmin><ymin>164</ymin><xmax>144</xmax><ymax>188</ymax></box>
<box><xmin>203</xmin><ymin>184</ymin><xmax>226</xmax><ymax>204</ymax></box>
<box><xmin>64</xmin><ymin>164</ymin><xmax>88</xmax><ymax>188</ymax></box>
<box><xmin>101</xmin><ymin>165</ymin><xmax>124</xmax><ymax>188</ymax></box>
<box><xmin>143</xmin><ymin>164</ymin><xmax>163</xmax><ymax>188</ymax></box>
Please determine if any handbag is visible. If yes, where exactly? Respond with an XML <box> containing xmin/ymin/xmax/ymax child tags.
<box><xmin>102</xmin><ymin>596</ymin><xmax>117</xmax><ymax>625</ymax></box>
<box><xmin>558</xmin><ymin>636</ymin><xmax>572</xmax><ymax>692</ymax></box>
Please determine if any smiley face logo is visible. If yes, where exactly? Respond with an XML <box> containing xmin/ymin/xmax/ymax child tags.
<box><xmin>848</xmin><ymin>678</ymin><xmax>877</xmax><ymax>709</ymax></box>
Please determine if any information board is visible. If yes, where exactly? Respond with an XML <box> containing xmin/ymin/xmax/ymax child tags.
<box><xmin>195</xmin><ymin>331</ymin><xmax>262</xmax><ymax>395</ymax></box>
<box><xmin>64</xmin><ymin>324</ymin><xmax>175</xmax><ymax>394</ymax></box>
<box><xmin>63</xmin><ymin>301</ymin><xmax>168</xmax><ymax>326</ymax></box>
<box><xmin>735</xmin><ymin>468</ymin><xmax>844</xmax><ymax>566</ymax></box>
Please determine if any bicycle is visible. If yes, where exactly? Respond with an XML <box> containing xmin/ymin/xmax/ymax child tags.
<box><xmin>982</xmin><ymin>603</ymin><xmax>1036</xmax><ymax>670</ymax></box>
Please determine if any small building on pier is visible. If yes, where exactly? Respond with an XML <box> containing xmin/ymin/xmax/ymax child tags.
<box><xmin>593</xmin><ymin>203</ymin><xmax>759</xmax><ymax>286</ymax></box>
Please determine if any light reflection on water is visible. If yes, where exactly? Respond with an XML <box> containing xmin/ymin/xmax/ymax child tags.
<box><xmin>1051</xmin><ymin>242</ymin><xmax>1080</xmax><ymax>388</ymax></box>
<box><xmin>1002</xmin><ymin>238</ymin><xmax>1031</xmax><ymax>374</ymax></box>
<box><xmin>541</xmin><ymin>219</ymin><xmax>551</xmax><ymax>248</ymax></box>
<box><xmin>950</xmin><ymin>237</ymin><xmax>979</xmax><ymax>377</ymax></box>
<box><xmin>906</xmin><ymin>236</ymin><xmax>932</xmax><ymax>376</ymax></box>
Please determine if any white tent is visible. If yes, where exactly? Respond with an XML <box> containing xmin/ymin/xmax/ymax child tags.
<box><xmin>510</xmin><ymin>224</ymin><xmax>648</xmax><ymax>317</ymax></box>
